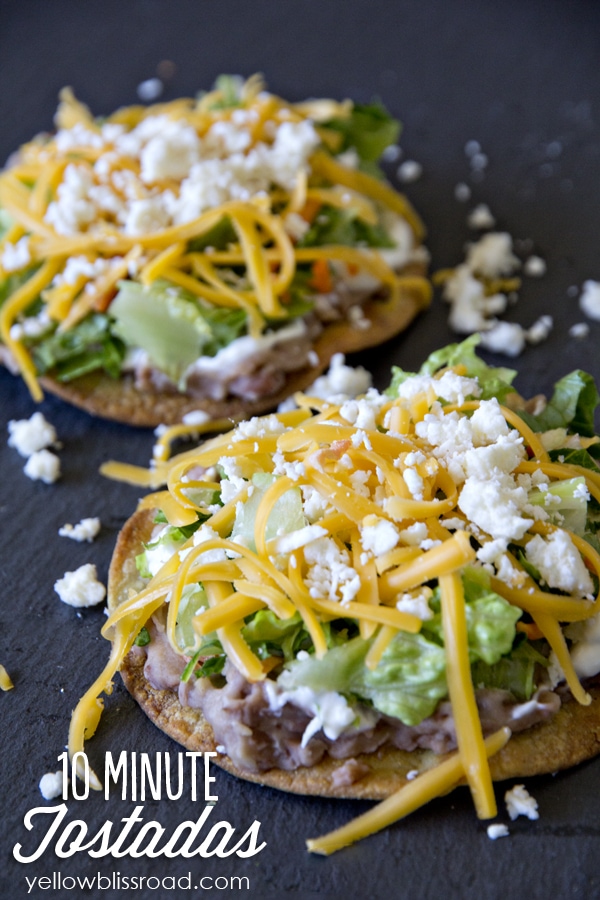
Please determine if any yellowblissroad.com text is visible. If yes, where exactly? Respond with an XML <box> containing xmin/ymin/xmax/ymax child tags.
<box><xmin>24</xmin><ymin>872</ymin><xmax>250</xmax><ymax>892</ymax></box>
<box><xmin>25</xmin><ymin>872</ymin><xmax>250</xmax><ymax>894</ymax></box>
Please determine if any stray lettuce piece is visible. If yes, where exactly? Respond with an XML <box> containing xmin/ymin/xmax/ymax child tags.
<box><xmin>519</xmin><ymin>370</ymin><xmax>600</xmax><ymax>437</ymax></box>
<box><xmin>528</xmin><ymin>476</ymin><xmax>590</xmax><ymax>535</ymax></box>
<box><xmin>280</xmin><ymin>636</ymin><xmax>371</xmax><ymax>695</ymax></box>
<box><xmin>471</xmin><ymin>641</ymin><xmax>546</xmax><ymax>702</ymax></box>
<box><xmin>355</xmin><ymin>632</ymin><xmax>448</xmax><ymax>725</ymax></box>
<box><xmin>175</xmin><ymin>584</ymin><xmax>209</xmax><ymax>653</ymax></box>
<box><xmin>231</xmin><ymin>473</ymin><xmax>305</xmax><ymax>552</ymax></box>
<box><xmin>280</xmin><ymin>634</ymin><xmax>448</xmax><ymax>727</ymax></box>
<box><xmin>187</xmin><ymin>216</ymin><xmax>237</xmax><ymax>252</ymax></box>
<box><xmin>0</xmin><ymin>265</ymin><xmax>40</xmax><ymax>308</ymax></box>
<box><xmin>424</xmin><ymin>570</ymin><xmax>522</xmax><ymax>666</ymax></box>
<box><xmin>206</xmin><ymin>75</ymin><xmax>244</xmax><ymax>110</ymax></box>
<box><xmin>386</xmin><ymin>334</ymin><xmax>518</xmax><ymax>402</ymax></box>
<box><xmin>324</xmin><ymin>102</ymin><xmax>401</xmax><ymax>165</ymax></box>
<box><xmin>134</xmin><ymin>627</ymin><xmax>151</xmax><ymax>647</ymax></box>
<box><xmin>242</xmin><ymin>610</ymin><xmax>307</xmax><ymax>662</ymax></box>
<box><xmin>30</xmin><ymin>312</ymin><xmax>124</xmax><ymax>381</ymax></box>
<box><xmin>110</xmin><ymin>279</ymin><xmax>247</xmax><ymax>384</ymax></box>
<box><xmin>298</xmin><ymin>204</ymin><xmax>394</xmax><ymax>250</ymax></box>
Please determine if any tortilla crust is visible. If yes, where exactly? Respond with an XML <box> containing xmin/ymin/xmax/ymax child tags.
<box><xmin>40</xmin><ymin>273</ymin><xmax>428</xmax><ymax>427</ymax></box>
<box><xmin>110</xmin><ymin>508</ymin><xmax>600</xmax><ymax>800</ymax></box>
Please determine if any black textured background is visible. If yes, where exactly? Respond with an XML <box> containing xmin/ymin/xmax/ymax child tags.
<box><xmin>1</xmin><ymin>2</ymin><xmax>600</xmax><ymax>897</ymax></box>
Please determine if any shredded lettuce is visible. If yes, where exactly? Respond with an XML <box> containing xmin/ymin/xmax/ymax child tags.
<box><xmin>387</xmin><ymin>334</ymin><xmax>518</xmax><ymax>403</ymax></box>
<box><xmin>519</xmin><ymin>369</ymin><xmax>600</xmax><ymax>437</ymax></box>
<box><xmin>280</xmin><ymin>571</ymin><xmax>522</xmax><ymax>727</ymax></box>
<box><xmin>298</xmin><ymin>204</ymin><xmax>395</xmax><ymax>250</ymax></box>
<box><xmin>30</xmin><ymin>312</ymin><xmax>125</xmax><ymax>381</ymax></box>
<box><xmin>324</xmin><ymin>101</ymin><xmax>401</xmax><ymax>169</ymax></box>
<box><xmin>110</xmin><ymin>279</ymin><xmax>247</xmax><ymax>385</ymax></box>
<box><xmin>527</xmin><ymin>476</ymin><xmax>590</xmax><ymax>535</ymax></box>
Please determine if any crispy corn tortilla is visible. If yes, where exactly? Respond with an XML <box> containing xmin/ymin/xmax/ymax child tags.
<box><xmin>40</xmin><ymin>275</ymin><xmax>428</xmax><ymax>428</ymax></box>
<box><xmin>109</xmin><ymin>508</ymin><xmax>600</xmax><ymax>800</ymax></box>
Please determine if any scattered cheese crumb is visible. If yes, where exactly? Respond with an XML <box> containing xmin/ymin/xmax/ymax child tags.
<box><xmin>39</xmin><ymin>771</ymin><xmax>66</xmax><ymax>800</ymax></box>
<box><xmin>54</xmin><ymin>563</ymin><xmax>106</xmax><ymax>607</ymax></box>
<box><xmin>454</xmin><ymin>182</ymin><xmax>471</xmax><ymax>202</ymax></box>
<box><xmin>467</xmin><ymin>203</ymin><xmax>495</xmax><ymax>230</ymax></box>
<box><xmin>487</xmin><ymin>823</ymin><xmax>510</xmax><ymax>840</ymax></box>
<box><xmin>58</xmin><ymin>517</ymin><xmax>101</xmax><ymax>542</ymax></box>
<box><xmin>397</xmin><ymin>160</ymin><xmax>423</xmax><ymax>183</ymax></box>
<box><xmin>137</xmin><ymin>77</ymin><xmax>164</xmax><ymax>102</ymax></box>
<box><xmin>504</xmin><ymin>784</ymin><xmax>539</xmax><ymax>821</ymax></box>
<box><xmin>7</xmin><ymin>412</ymin><xmax>57</xmax><ymax>458</ymax></box>
<box><xmin>579</xmin><ymin>280</ymin><xmax>600</xmax><ymax>320</ymax></box>
<box><xmin>523</xmin><ymin>255</ymin><xmax>547</xmax><ymax>277</ymax></box>
<box><xmin>182</xmin><ymin>409</ymin><xmax>211</xmax><ymax>426</ymax></box>
<box><xmin>23</xmin><ymin>449</ymin><xmax>61</xmax><ymax>484</ymax></box>
<box><xmin>569</xmin><ymin>322</ymin><xmax>589</xmax><ymax>339</ymax></box>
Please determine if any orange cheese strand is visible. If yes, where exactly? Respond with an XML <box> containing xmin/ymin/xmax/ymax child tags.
<box><xmin>439</xmin><ymin>572</ymin><xmax>496</xmax><ymax>819</ymax></box>
<box><xmin>306</xmin><ymin>727</ymin><xmax>511</xmax><ymax>855</ymax></box>
<box><xmin>379</xmin><ymin>530</ymin><xmax>475</xmax><ymax>600</ymax></box>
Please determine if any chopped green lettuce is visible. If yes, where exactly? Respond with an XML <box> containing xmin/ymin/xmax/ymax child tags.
<box><xmin>519</xmin><ymin>369</ymin><xmax>600</xmax><ymax>437</ymax></box>
<box><xmin>230</xmin><ymin>473</ymin><xmax>305</xmax><ymax>551</ymax></box>
<box><xmin>280</xmin><ymin>571</ymin><xmax>523</xmax><ymax>727</ymax></box>
<box><xmin>324</xmin><ymin>101</ymin><xmax>401</xmax><ymax>167</ymax></box>
<box><xmin>30</xmin><ymin>312</ymin><xmax>124</xmax><ymax>381</ymax></box>
<box><xmin>298</xmin><ymin>204</ymin><xmax>395</xmax><ymax>250</ymax></box>
<box><xmin>110</xmin><ymin>279</ymin><xmax>247</xmax><ymax>385</ymax></box>
<box><xmin>527</xmin><ymin>476</ymin><xmax>589</xmax><ymax>535</ymax></box>
<box><xmin>387</xmin><ymin>334</ymin><xmax>518</xmax><ymax>403</ymax></box>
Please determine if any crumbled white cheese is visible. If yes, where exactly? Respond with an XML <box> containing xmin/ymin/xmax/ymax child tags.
<box><xmin>396</xmin><ymin>588</ymin><xmax>434</xmax><ymax>620</ymax></box>
<box><xmin>305</xmin><ymin>353</ymin><xmax>372</xmax><ymax>404</ymax></box>
<box><xmin>58</xmin><ymin>517</ymin><xmax>101</xmax><ymax>542</ymax></box>
<box><xmin>23</xmin><ymin>449</ymin><xmax>61</xmax><ymax>484</ymax></box>
<box><xmin>182</xmin><ymin>409</ymin><xmax>211</xmax><ymax>426</ymax></box>
<box><xmin>467</xmin><ymin>203</ymin><xmax>495</xmax><ymax>230</ymax></box>
<box><xmin>504</xmin><ymin>784</ymin><xmax>539</xmax><ymax>821</ymax></box>
<box><xmin>44</xmin><ymin>164</ymin><xmax>97</xmax><ymax>235</ymax></box>
<box><xmin>459</xmin><ymin>471</ymin><xmax>533</xmax><ymax>541</ymax></box>
<box><xmin>523</xmin><ymin>255</ymin><xmax>547</xmax><ymax>277</ymax></box>
<box><xmin>579</xmin><ymin>280</ymin><xmax>600</xmax><ymax>320</ymax></box>
<box><xmin>54</xmin><ymin>563</ymin><xmax>106</xmax><ymax>607</ymax></box>
<box><xmin>478</xmin><ymin>321</ymin><xmax>527</xmax><ymax>357</ymax></box>
<box><xmin>454</xmin><ymin>182</ymin><xmax>471</xmax><ymax>202</ymax></box>
<box><xmin>525</xmin><ymin>530</ymin><xmax>594</xmax><ymax>597</ymax></box>
<box><xmin>39</xmin><ymin>771</ymin><xmax>66</xmax><ymax>800</ymax></box>
<box><xmin>271</xmin><ymin>524</ymin><xmax>327</xmax><ymax>555</ymax></box>
<box><xmin>466</xmin><ymin>233</ymin><xmax>520</xmax><ymax>279</ymax></box>
<box><xmin>304</xmin><ymin>537</ymin><xmax>360</xmax><ymax>605</ymax></box>
<box><xmin>396</xmin><ymin>160</ymin><xmax>422</xmax><ymax>183</ymax></box>
<box><xmin>487</xmin><ymin>823</ymin><xmax>510</xmax><ymax>840</ymax></box>
<box><xmin>233</xmin><ymin>413</ymin><xmax>287</xmax><ymax>441</ymax></box>
<box><xmin>360</xmin><ymin>516</ymin><xmax>399</xmax><ymax>556</ymax></box>
<box><xmin>137</xmin><ymin>77</ymin><xmax>164</xmax><ymax>102</ymax></box>
<box><xmin>7</xmin><ymin>412</ymin><xmax>57</xmax><ymax>458</ymax></box>
<box><xmin>1</xmin><ymin>236</ymin><xmax>31</xmax><ymax>272</ymax></box>
<box><xmin>525</xmin><ymin>315</ymin><xmax>553</xmax><ymax>345</ymax></box>
<box><xmin>569</xmin><ymin>322</ymin><xmax>590</xmax><ymax>339</ymax></box>
<box><xmin>9</xmin><ymin>308</ymin><xmax>53</xmax><ymax>341</ymax></box>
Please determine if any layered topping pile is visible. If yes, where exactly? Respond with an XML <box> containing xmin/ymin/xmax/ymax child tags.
<box><xmin>72</xmin><ymin>337</ymin><xmax>600</xmax><ymax>852</ymax></box>
<box><xmin>0</xmin><ymin>76</ymin><xmax>429</xmax><ymax>403</ymax></box>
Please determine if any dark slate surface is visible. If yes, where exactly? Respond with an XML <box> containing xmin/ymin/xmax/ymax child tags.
<box><xmin>1</xmin><ymin>1</ymin><xmax>600</xmax><ymax>897</ymax></box>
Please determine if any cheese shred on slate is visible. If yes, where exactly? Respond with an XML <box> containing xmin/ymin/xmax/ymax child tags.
<box><xmin>73</xmin><ymin>336</ymin><xmax>600</xmax><ymax>852</ymax></box>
